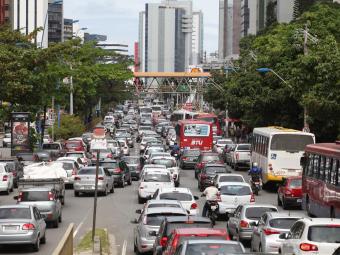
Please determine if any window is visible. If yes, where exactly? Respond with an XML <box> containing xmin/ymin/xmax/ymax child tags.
<box><xmin>325</xmin><ymin>157</ymin><xmax>332</xmax><ymax>184</ymax></box>
<box><xmin>331</xmin><ymin>159</ymin><xmax>338</xmax><ymax>186</ymax></box>
<box><xmin>270</xmin><ymin>134</ymin><xmax>314</xmax><ymax>151</ymax></box>
<box><xmin>289</xmin><ymin>222</ymin><xmax>304</xmax><ymax>239</ymax></box>
<box><xmin>307</xmin><ymin>154</ymin><xmax>314</xmax><ymax>177</ymax></box>
<box><xmin>312</xmin><ymin>155</ymin><xmax>320</xmax><ymax>178</ymax></box>
<box><xmin>319</xmin><ymin>156</ymin><xmax>325</xmax><ymax>180</ymax></box>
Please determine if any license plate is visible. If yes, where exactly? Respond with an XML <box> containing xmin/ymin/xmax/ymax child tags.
<box><xmin>3</xmin><ymin>225</ymin><xmax>19</xmax><ymax>231</ymax></box>
<box><xmin>297</xmin><ymin>199</ymin><xmax>302</xmax><ymax>203</ymax></box>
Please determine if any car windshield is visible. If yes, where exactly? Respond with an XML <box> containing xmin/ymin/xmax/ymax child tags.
<box><xmin>220</xmin><ymin>185</ymin><xmax>251</xmax><ymax>196</ymax></box>
<box><xmin>219</xmin><ymin>176</ymin><xmax>244</xmax><ymax>182</ymax></box>
<box><xmin>159</xmin><ymin>192</ymin><xmax>192</xmax><ymax>201</ymax></box>
<box><xmin>0</xmin><ymin>208</ymin><xmax>31</xmax><ymax>219</ymax></box>
<box><xmin>42</xmin><ymin>144</ymin><xmax>60</xmax><ymax>150</ymax></box>
<box><xmin>288</xmin><ymin>179</ymin><xmax>302</xmax><ymax>188</ymax></box>
<box><xmin>269</xmin><ymin>218</ymin><xmax>299</xmax><ymax>229</ymax></box>
<box><xmin>245</xmin><ymin>207</ymin><xmax>278</xmax><ymax>219</ymax></box>
<box><xmin>21</xmin><ymin>191</ymin><xmax>50</xmax><ymax>201</ymax></box>
<box><xmin>205</xmin><ymin>167</ymin><xmax>226</xmax><ymax>175</ymax></box>
<box><xmin>202</xmin><ymin>155</ymin><xmax>220</xmax><ymax>162</ymax></box>
<box><xmin>270</xmin><ymin>134</ymin><xmax>314</xmax><ymax>151</ymax></box>
<box><xmin>100</xmin><ymin>162</ymin><xmax>118</xmax><ymax>169</ymax></box>
<box><xmin>78</xmin><ymin>168</ymin><xmax>103</xmax><ymax>175</ymax></box>
<box><xmin>308</xmin><ymin>226</ymin><xmax>340</xmax><ymax>243</ymax></box>
<box><xmin>146</xmin><ymin>213</ymin><xmax>185</xmax><ymax>225</ymax></box>
<box><xmin>143</xmin><ymin>173</ymin><xmax>170</xmax><ymax>182</ymax></box>
<box><xmin>237</xmin><ymin>144</ymin><xmax>251</xmax><ymax>151</ymax></box>
<box><xmin>186</xmin><ymin>243</ymin><xmax>243</xmax><ymax>255</ymax></box>
<box><xmin>183</xmin><ymin>150</ymin><xmax>200</xmax><ymax>156</ymax></box>
<box><xmin>166</xmin><ymin>222</ymin><xmax>212</xmax><ymax>235</ymax></box>
<box><xmin>152</xmin><ymin>159</ymin><xmax>176</xmax><ymax>168</ymax></box>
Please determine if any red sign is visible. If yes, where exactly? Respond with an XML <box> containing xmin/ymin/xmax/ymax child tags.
<box><xmin>92</xmin><ymin>127</ymin><xmax>106</xmax><ymax>139</ymax></box>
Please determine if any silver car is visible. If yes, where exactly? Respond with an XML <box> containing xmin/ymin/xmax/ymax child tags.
<box><xmin>0</xmin><ymin>163</ymin><xmax>14</xmax><ymax>194</ymax></box>
<box><xmin>0</xmin><ymin>205</ymin><xmax>46</xmax><ymax>251</ymax></box>
<box><xmin>132</xmin><ymin>207</ymin><xmax>187</xmax><ymax>254</ymax></box>
<box><xmin>73</xmin><ymin>167</ymin><xmax>114</xmax><ymax>197</ymax></box>
<box><xmin>250</xmin><ymin>212</ymin><xmax>301</xmax><ymax>253</ymax></box>
<box><xmin>227</xmin><ymin>204</ymin><xmax>278</xmax><ymax>241</ymax></box>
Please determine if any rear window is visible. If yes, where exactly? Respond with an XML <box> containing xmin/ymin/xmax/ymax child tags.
<box><xmin>122</xmin><ymin>157</ymin><xmax>140</xmax><ymax>164</ymax></box>
<box><xmin>152</xmin><ymin>159</ymin><xmax>176</xmax><ymax>168</ymax></box>
<box><xmin>78</xmin><ymin>168</ymin><xmax>103</xmax><ymax>175</ymax></box>
<box><xmin>42</xmin><ymin>144</ymin><xmax>60</xmax><ymax>150</ymax></box>
<box><xmin>66</xmin><ymin>142</ymin><xmax>80</xmax><ymax>148</ymax></box>
<box><xmin>308</xmin><ymin>226</ymin><xmax>340</xmax><ymax>243</ymax></box>
<box><xmin>62</xmin><ymin>162</ymin><xmax>74</xmax><ymax>170</ymax></box>
<box><xmin>186</xmin><ymin>243</ymin><xmax>243</xmax><ymax>255</ymax></box>
<box><xmin>202</xmin><ymin>155</ymin><xmax>220</xmax><ymax>162</ymax></box>
<box><xmin>100</xmin><ymin>162</ymin><xmax>119</xmax><ymax>169</ymax></box>
<box><xmin>220</xmin><ymin>185</ymin><xmax>251</xmax><ymax>196</ymax></box>
<box><xmin>219</xmin><ymin>176</ymin><xmax>244</xmax><ymax>182</ymax></box>
<box><xmin>245</xmin><ymin>207</ymin><xmax>278</xmax><ymax>219</ymax></box>
<box><xmin>21</xmin><ymin>191</ymin><xmax>49</xmax><ymax>201</ymax></box>
<box><xmin>237</xmin><ymin>144</ymin><xmax>250</xmax><ymax>151</ymax></box>
<box><xmin>205</xmin><ymin>167</ymin><xmax>226</xmax><ymax>175</ymax></box>
<box><xmin>0</xmin><ymin>208</ymin><xmax>31</xmax><ymax>219</ymax></box>
<box><xmin>159</xmin><ymin>192</ymin><xmax>192</xmax><ymax>201</ymax></box>
<box><xmin>288</xmin><ymin>179</ymin><xmax>302</xmax><ymax>188</ymax></box>
<box><xmin>269</xmin><ymin>218</ymin><xmax>299</xmax><ymax>229</ymax></box>
<box><xmin>167</xmin><ymin>222</ymin><xmax>212</xmax><ymax>235</ymax></box>
<box><xmin>143</xmin><ymin>173</ymin><xmax>170</xmax><ymax>182</ymax></box>
<box><xmin>67</xmin><ymin>153</ymin><xmax>83</xmax><ymax>158</ymax></box>
<box><xmin>146</xmin><ymin>213</ymin><xmax>185</xmax><ymax>226</ymax></box>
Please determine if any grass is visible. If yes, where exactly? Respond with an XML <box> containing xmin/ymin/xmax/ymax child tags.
<box><xmin>76</xmin><ymin>228</ymin><xmax>110</xmax><ymax>254</ymax></box>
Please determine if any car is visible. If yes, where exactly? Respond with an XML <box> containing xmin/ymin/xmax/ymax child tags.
<box><xmin>143</xmin><ymin>146</ymin><xmax>165</xmax><ymax>160</ymax></box>
<box><xmin>152</xmin><ymin>216</ymin><xmax>212</xmax><ymax>254</ymax></box>
<box><xmin>140</xmin><ymin>137</ymin><xmax>159</xmax><ymax>153</ymax></box>
<box><xmin>82</xmin><ymin>132</ymin><xmax>92</xmax><ymax>146</ymax></box>
<box><xmin>0</xmin><ymin>158</ymin><xmax>23</xmax><ymax>188</ymax></box>
<box><xmin>152</xmin><ymin>187</ymin><xmax>199</xmax><ymax>215</ymax></box>
<box><xmin>33</xmin><ymin>151</ymin><xmax>54</xmax><ymax>162</ymax></box>
<box><xmin>147</xmin><ymin>152</ymin><xmax>172</xmax><ymax>164</ymax></box>
<box><xmin>0</xmin><ymin>163</ymin><xmax>14</xmax><ymax>194</ymax></box>
<box><xmin>179</xmin><ymin>149</ymin><xmax>200</xmax><ymax>169</ymax></box>
<box><xmin>230</xmin><ymin>143</ymin><xmax>251</xmax><ymax>170</ymax></box>
<box><xmin>138</xmin><ymin>169</ymin><xmax>174</xmax><ymax>204</ymax></box>
<box><xmin>251</xmin><ymin>212</ymin><xmax>301</xmax><ymax>253</ymax></box>
<box><xmin>100</xmin><ymin>159</ymin><xmax>131</xmax><ymax>188</ymax></box>
<box><xmin>213</xmin><ymin>173</ymin><xmax>246</xmax><ymax>188</ymax></box>
<box><xmin>122</xmin><ymin>156</ymin><xmax>142</xmax><ymax>180</ymax></box>
<box><xmin>107</xmin><ymin>140</ymin><xmax>122</xmax><ymax>158</ymax></box>
<box><xmin>194</xmin><ymin>152</ymin><xmax>223</xmax><ymax>179</ymax></box>
<box><xmin>65</xmin><ymin>151</ymin><xmax>90</xmax><ymax>166</ymax></box>
<box><xmin>214</xmin><ymin>139</ymin><xmax>233</xmax><ymax>154</ymax></box>
<box><xmin>280</xmin><ymin>218</ymin><xmax>340</xmax><ymax>255</ymax></box>
<box><xmin>0</xmin><ymin>205</ymin><xmax>46</xmax><ymax>251</ymax></box>
<box><xmin>132</xmin><ymin>207</ymin><xmax>188</xmax><ymax>254</ymax></box>
<box><xmin>217</xmin><ymin>182</ymin><xmax>255</xmax><ymax>217</ymax></box>
<box><xmin>57</xmin><ymin>156</ymin><xmax>84</xmax><ymax>168</ymax></box>
<box><xmin>150</xmin><ymin>156</ymin><xmax>180</xmax><ymax>187</ymax></box>
<box><xmin>2</xmin><ymin>133</ymin><xmax>11</xmax><ymax>147</ymax></box>
<box><xmin>55</xmin><ymin>160</ymin><xmax>80</xmax><ymax>188</ymax></box>
<box><xmin>277</xmin><ymin>176</ymin><xmax>302</xmax><ymax>209</ymax></box>
<box><xmin>116</xmin><ymin>138</ymin><xmax>130</xmax><ymax>156</ymax></box>
<box><xmin>162</xmin><ymin>228</ymin><xmax>230</xmax><ymax>255</ymax></box>
<box><xmin>73</xmin><ymin>167</ymin><xmax>114</xmax><ymax>196</ymax></box>
<box><xmin>65</xmin><ymin>139</ymin><xmax>86</xmax><ymax>152</ymax></box>
<box><xmin>136</xmin><ymin>200</ymin><xmax>187</xmax><ymax>215</ymax></box>
<box><xmin>16</xmin><ymin>153</ymin><xmax>39</xmax><ymax>166</ymax></box>
<box><xmin>227</xmin><ymin>204</ymin><xmax>278</xmax><ymax>242</ymax></box>
<box><xmin>197</xmin><ymin>163</ymin><xmax>230</xmax><ymax>192</ymax></box>
<box><xmin>156</xmin><ymin>122</ymin><xmax>170</xmax><ymax>134</ymax></box>
<box><xmin>92</xmin><ymin>148</ymin><xmax>114</xmax><ymax>160</ymax></box>
<box><xmin>139</xmin><ymin>164</ymin><xmax>167</xmax><ymax>178</ymax></box>
<box><xmin>169</xmin><ymin>239</ymin><xmax>245</xmax><ymax>255</ymax></box>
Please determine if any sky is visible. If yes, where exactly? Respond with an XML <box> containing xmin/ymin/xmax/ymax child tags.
<box><xmin>64</xmin><ymin>0</ymin><xmax>219</xmax><ymax>54</ymax></box>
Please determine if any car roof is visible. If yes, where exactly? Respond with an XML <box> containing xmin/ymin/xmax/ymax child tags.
<box><xmin>173</xmin><ymin>228</ymin><xmax>227</xmax><ymax>235</ymax></box>
<box><xmin>147</xmin><ymin>200</ymin><xmax>182</xmax><ymax>205</ymax></box>
<box><xmin>297</xmin><ymin>218</ymin><xmax>340</xmax><ymax>224</ymax></box>
<box><xmin>204</xmin><ymin>163</ymin><xmax>225</xmax><ymax>167</ymax></box>
<box><xmin>145</xmin><ymin>207</ymin><xmax>187</xmax><ymax>215</ymax></box>
<box><xmin>151</xmin><ymin>156</ymin><xmax>175</xmax><ymax>160</ymax></box>
<box><xmin>21</xmin><ymin>187</ymin><xmax>51</xmax><ymax>192</ymax></box>
<box><xmin>144</xmin><ymin>169</ymin><xmax>170</xmax><ymax>174</ymax></box>
<box><xmin>164</xmin><ymin>216</ymin><xmax>211</xmax><ymax>223</ymax></box>
<box><xmin>201</xmin><ymin>152</ymin><xmax>219</xmax><ymax>155</ymax></box>
<box><xmin>143</xmin><ymin>164</ymin><xmax>166</xmax><ymax>168</ymax></box>
<box><xmin>99</xmin><ymin>159</ymin><xmax>118</xmax><ymax>163</ymax></box>
<box><xmin>219</xmin><ymin>182</ymin><xmax>250</xmax><ymax>186</ymax></box>
<box><xmin>217</xmin><ymin>173</ymin><xmax>243</xmax><ymax>177</ymax></box>
<box><xmin>158</xmin><ymin>187</ymin><xmax>192</xmax><ymax>194</ymax></box>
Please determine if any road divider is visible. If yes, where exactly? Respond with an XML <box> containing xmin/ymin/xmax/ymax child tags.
<box><xmin>52</xmin><ymin>223</ymin><xmax>74</xmax><ymax>255</ymax></box>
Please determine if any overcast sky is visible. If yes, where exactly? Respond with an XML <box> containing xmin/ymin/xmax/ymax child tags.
<box><xmin>64</xmin><ymin>0</ymin><xmax>219</xmax><ymax>54</ymax></box>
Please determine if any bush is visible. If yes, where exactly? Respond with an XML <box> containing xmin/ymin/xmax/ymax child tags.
<box><xmin>49</xmin><ymin>114</ymin><xmax>85</xmax><ymax>140</ymax></box>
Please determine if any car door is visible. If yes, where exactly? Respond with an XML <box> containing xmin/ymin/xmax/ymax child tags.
<box><xmin>104</xmin><ymin>169</ymin><xmax>113</xmax><ymax>190</ymax></box>
<box><xmin>228</xmin><ymin>205</ymin><xmax>242</xmax><ymax>236</ymax></box>
<box><xmin>5</xmin><ymin>165</ymin><xmax>14</xmax><ymax>189</ymax></box>
<box><xmin>123</xmin><ymin>162</ymin><xmax>131</xmax><ymax>181</ymax></box>
<box><xmin>33</xmin><ymin>207</ymin><xmax>45</xmax><ymax>235</ymax></box>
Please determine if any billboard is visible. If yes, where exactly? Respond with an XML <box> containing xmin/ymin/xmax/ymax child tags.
<box><xmin>11</xmin><ymin>112</ymin><xmax>31</xmax><ymax>156</ymax></box>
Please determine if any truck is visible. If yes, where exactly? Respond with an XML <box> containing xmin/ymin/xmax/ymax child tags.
<box><xmin>41</xmin><ymin>142</ymin><xmax>65</xmax><ymax>160</ymax></box>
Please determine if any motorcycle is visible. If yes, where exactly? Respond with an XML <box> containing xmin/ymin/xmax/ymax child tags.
<box><xmin>250</xmin><ymin>174</ymin><xmax>262</xmax><ymax>195</ymax></box>
<box><xmin>207</xmin><ymin>200</ymin><xmax>219</xmax><ymax>225</ymax></box>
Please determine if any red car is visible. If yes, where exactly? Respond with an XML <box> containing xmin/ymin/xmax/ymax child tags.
<box><xmin>65</xmin><ymin>140</ymin><xmax>85</xmax><ymax>152</ymax></box>
<box><xmin>163</xmin><ymin>228</ymin><xmax>230</xmax><ymax>255</ymax></box>
<box><xmin>277</xmin><ymin>176</ymin><xmax>302</xmax><ymax>209</ymax></box>
<box><xmin>194</xmin><ymin>152</ymin><xmax>223</xmax><ymax>179</ymax></box>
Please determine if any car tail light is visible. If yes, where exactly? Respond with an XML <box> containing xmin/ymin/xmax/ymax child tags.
<box><xmin>107</xmin><ymin>154</ymin><xmax>112</xmax><ymax>158</ymax></box>
<box><xmin>160</xmin><ymin>237</ymin><xmax>168</xmax><ymax>247</ymax></box>
<box><xmin>240</xmin><ymin>220</ymin><xmax>249</xmax><ymax>228</ymax></box>
<box><xmin>22</xmin><ymin>223</ymin><xmax>35</xmax><ymax>230</ymax></box>
<box><xmin>263</xmin><ymin>228</ymin><xmax>280</xmax><ymax>235</ymax></box>
<box><xmin>182</xmin><ymin>157</ymin><xmax>188</xmax><ymax>160</ymax></box>
<box><xmin>48</xmin><ymin>191</ymin><xmax>54</xmax><ymax>201</ymax></box>
<box><xmin>74</xmin><ymin>176</ymin><xmax>81</xmax><ymax>181</ymax></box>
<box><xmin>97</xmin><ymin>176</ymin><xmax>104</xmax><ymax>181</ymax></box>
<box><xmin>190</xmin><ymin>203</ymin><xmax>198</xmax><ymax>209</ymax></box>
<box><xmin>2</xmin><ymin>175</ymin><xmax>8</xmax><ymax>181</ymax></box>
<box><xmin>300</xmin><ymin>243</ymin><xmax>318</xmax><ymax>251</ymax></box>
<box><xmin>13</xmin><ymin>172</ymin><xmax>17</xmax><ymax>177</ymax></box>
<box><xmin>250</xmin><ymin>193</ymin><xmax>255</xmax><ymax>203</ymax></box>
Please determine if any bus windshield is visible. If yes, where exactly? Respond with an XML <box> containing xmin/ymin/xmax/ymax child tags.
<box><xmin>183</xmin><ymin>124</ymin><xmax>210</xmax><ymax>137</ymax></box>
<box><xmin>270</xmin><ymin>134</ymin><xmax>314</xmax><ymax>151</ymax></box>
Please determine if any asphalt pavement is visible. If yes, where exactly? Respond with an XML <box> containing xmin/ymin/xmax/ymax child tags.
<box><xmin>0</xmin><ymin>139</ymin><xmax>306</xmax><ymax>255</ymax></box>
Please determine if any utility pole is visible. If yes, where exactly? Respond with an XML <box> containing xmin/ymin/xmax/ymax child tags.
<box><xmin>303</xmin><ymin>24</ymin><xmax>310</xmax><ymax>133</ymax></box>
<box><xmin>70</xmin><ymin>64</ymin><xmax>74</xmax><ymax>115</ymax></box>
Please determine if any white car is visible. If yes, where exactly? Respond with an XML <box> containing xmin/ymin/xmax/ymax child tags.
<box><xmin>213</xmin><ymin>173</ymin><xmax>246</xmax><ymax>188</ymax></box>
<box><xmin>218</xmin><ymin>182</ymin><xmax>255</xmax><ymax>216</ymax></box>
<box><xmin>135</xmin><ymin>199</ymin><xmax>187</xmax><ymax>214</ymax></box>
<box><xmin>149</xmin><ymin>156</ymin><xmax>180</xmax><ymax>187</ymax></box>
<box><xmin>2</xmin><ymin>133</ymin><xmax>11</xmax><ymax>147</ymax></box>
<box><xmin>152</xmin><ymin>187</ymin><xmax>199</xmax><ymax>215</ymax></box>
<box><xmin>117</xmin><ymin>139</ymin><xmax>129</xmax><ymax>156</ymax></box>
<box><xmin>214</xmin><ymin>139</ymin><xmax>233</xmax><ymax>154</ymax></box>
<box><xmin>138</xmin><ymin>169</ymin><xmax>174</xmax><ymax>204</ymax></box>
<box><xmin>143</xmin><ymin>146</ymin><xmax>165</xmax><ymax>160</ymax></box>
<box><xmin>0</xmin><ymin>163</ymin><xmax>14</xmax><ymax>194</ymax></box>
<box><xmin>140</xmin><ymin>137</ymin><xmax>158</xmax><ymax>153</ymax></box>
<box><xmin>57</xmin><ymin>157</ymin><xmax>85</xmax><ymax>168</ymax></box>
<box><xmin>139</xmin><ymin>164</ymin><xmax>167</xmax><ymax>178</ymax></box>
<box><xmin>280</xmin><ymin>218</ymin><xmax>340</xmax><ymax>255</ymax></box>
<box><xmin>65</xmin><ymin>151</ymin><xmax>89</xmax><ymax>166</ymax></box>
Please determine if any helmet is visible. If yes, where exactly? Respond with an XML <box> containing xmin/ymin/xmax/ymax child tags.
<box><xmin>253</xmin><ymin>162</ymin><xmax>258</xmax><ymax>167</ymax></box>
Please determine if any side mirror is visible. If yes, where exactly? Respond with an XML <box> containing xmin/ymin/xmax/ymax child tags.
<box><xmin>13</xmin><ymin>196</ymin><xmax>18</xmax><ymax>200</ymax></box>
<box><xmin>130</xmin><ymin>218</ymin><xmax>138</xmax><ymax>224</ymax></box>
<box><xmin>194</xmin><ymin>195</ymin><xmax>199</xmax><ymax>200</ymax></box>
<box><xmin>149</xmin><ymin>231</ymin><xmax>157</xmax><ymax>236</ymax></box>
<box><xmin>279</xmin><ymin>233</ymin><xmax>288</xmax><ymax>239</ymax></box>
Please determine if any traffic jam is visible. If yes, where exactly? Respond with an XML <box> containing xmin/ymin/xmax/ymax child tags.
<box><xmin>0</xmin><ymin>98</ymin><xmax>340</xmax><ymax>255</ymax></box>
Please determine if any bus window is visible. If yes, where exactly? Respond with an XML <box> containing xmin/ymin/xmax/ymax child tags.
<box><xmin>325</xmin><ymin>157</ymin><xmax>332</xmax><ymax>184</ymax></box>
<box><xmin>184</xmin><ymin>124</ymin><xmax>209</xmax><ymax>137</ymax></box>
<box><xmin>307</xmin><ymin>154</ymin><xmax>314</xmax><ymax>177</ymax></box>
<box><xmin>313</xmin><ymin>155</ymin><xmax>320</xmax><ymax>178</ymax></box>
<box><xmin>319</xmin><ymin>156</ymin><xmax>325</xmax><ymax>180</ymax></box>
<box><xmin>270</xmin><ymin>134</ymin><xmax>314</xmax><ymax>151</ymax></box>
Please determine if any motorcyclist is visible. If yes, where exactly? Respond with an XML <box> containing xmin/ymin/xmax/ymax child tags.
<box><xmin>171</xmin><ymin>142</ymin><xmax>180</xmax><ymax>157</ymax></box>
<box><xmin>249</xmin><ymin>162</ymin><xmax>262</xmax><ymax>184</ymax></box>
<box><xmin>201</xmin><ymin>186</ymin><xmax>220</xmax><ymax>217</ymax></box>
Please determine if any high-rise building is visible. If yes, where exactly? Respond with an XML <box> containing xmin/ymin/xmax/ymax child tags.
<box><xmin>138</xmin><ymin>11</ymin><xmax>145</xmax><ymax>72</ymax></box>
<box><xmin>48</xmin><ymin>0</ymin><xmax>63</xmax><ymax>44</ymax></box>
<box><xmin>277</xmin><ymin>0</ymin><xmax>294</xmax><ymax>23</ymax></box>
<box><xmin>11</xmin><ymin>0</ymin><xmax>49</xmax><ymax>48</ymax></box>
<box><xmin>0</xmin><ymin>0</ymin><xmax>10</xmax><ymax>25</ymax></box>
<box><xmin>63</xmin><ymin>18</ymin><xmax>73</xmax><ymax>41</ymax></box>
<box><xmin>192</xmin><ymin>11</ymin><xmax>203</xmax><ymax>65</ymax></box>
<box><xmin>139</xmin><ymin>0</ymin><xmax>193</xmax><ymax>72</ymax></box>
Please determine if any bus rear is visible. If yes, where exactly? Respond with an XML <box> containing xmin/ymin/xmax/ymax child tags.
<box><xmin>179</xmin><ymin>121</ymin><xmax>213</xmax><ymax>151</ymax></box>
<box><xmin>194</xmin><ymin>113</ymin><xmax>222</xmax><ymax>136</ymax></box>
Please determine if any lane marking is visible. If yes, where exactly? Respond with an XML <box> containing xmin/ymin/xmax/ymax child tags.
<box><xmin>121</xmin><ymin>239</ymin><xmax>127</xmax><ymax>255</ymax></box>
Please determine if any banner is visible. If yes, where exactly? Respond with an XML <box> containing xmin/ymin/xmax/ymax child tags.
<box><xmin>11</xmin><ymin>112</ymin><xmax>31</xmax><ymax>156</ymax></box>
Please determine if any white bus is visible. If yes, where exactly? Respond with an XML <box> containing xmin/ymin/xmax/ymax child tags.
<box><xmin>251</xmin><ymin>126</ymin><xmax>315</xmax><ymax>184</ymax></box>
<box><xmin>170</xmin><ymin>110</ymin><xmax>197</xmax><ymax>123</ymax></box>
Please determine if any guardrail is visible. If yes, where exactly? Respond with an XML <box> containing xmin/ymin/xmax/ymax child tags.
<box><xmin>52</xmin><ymin>223</ymin><xmax>74</xmax><ymax>255</ymax></box>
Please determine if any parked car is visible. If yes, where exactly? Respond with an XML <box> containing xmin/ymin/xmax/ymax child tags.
<box><xmin>251</xmin><ymin>212</ymin><xmax>301</xmax><ymax>253</ymax></box>
<box><xmin>213</xmin><ymin>173</ymin><xmax>245</xmax><ymax>188</ymax></box>
<box><xmin>227</xmin><ymin>204</ymin><xmax>278</xmax><ymax>242</ymax></box>
<box><xmin>0</xmin><ymin>205</ymin><xmax>46</xmax><ymax>251</ymax></box>
<box><xmin>179</xmin><ymin>149</ymin><xmax>200</xmax><ymax>169</ymax></box>
<box><xmin>230</xmin><ymin>144</ymin><xmax>251</xmax><ymax>170</ymax></box>
<box><xmin>132</xmin><ymin>207</ymin><xmax>187</xmax><ymax>254</ymax></box>
<box><xmin>194</xmin><ymin>152</ymin><xmax>223</xmax><ymax>179</ymax></box>
<box><xmin>277</xmin><ymin>176</ymin><xmax>302</xmax><ymax>209</ymax></box>
<box><xmin>0</xmin><ymin>158</ymin><xmax>23</xmax><ymax>188</ymax></box>
<box><xmin>73</xmin><ymin>167</ymin><xmax>114</xmax><ymax>196</ymax></box>
<box><xmin>2</xmin><ymin>133</ymin><xmax>11</xmax><ymax>147</ymax></box>
<box><xmin>280</xmin><ymin>218</ymin><xmax>340</xmax><ymax>255</ymax></box>
<box><xmin>0</xmin><ymin>163</ymin><xmax>14</xmax><ymax>194</ymax></box>
<box><xmin>197</xmin><ymin>163</ymin><xmax>230</xmax><ymax>192</ymax></box>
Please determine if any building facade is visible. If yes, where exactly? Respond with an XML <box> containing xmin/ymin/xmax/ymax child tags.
<box><xmin>192</xmin><ymin>11</ymin><xmax>203</xmax><ymax>66</ymax></box>
<box><xmin>11</xmin><ymin>0</ymin><xmax>49</xmax><ymax>48</ymax></box>
<box><xmin>277</xmin><ymin>0</ymin><xmax>294</xmax><ymax>23</ymax></box>
<box><xmin>63</xmin><ymin>18</ymin><xmax>73</xmax><ymax>41</ymax></box>
<box><xmin>0</xmin><ymin>0</ymin><xmax>10</xmax><ymax>25</ymax></box>
<box><xmin>48</xmin><ymin>0</ymin><xmax>63</xmax><ymax>44</ymax></box>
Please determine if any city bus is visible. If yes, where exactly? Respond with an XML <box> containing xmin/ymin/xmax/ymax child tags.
<box><xmin>251</xmin><ymin>126</ymin><xmax>315</xmax><ymax>185</ymax></box>
<box><xmin>179</xmin><ymin>120</ymin><xmax>213</xmax><ymax>151</ymax></box>
<box><xmin>170</xmin><ymin>110</ymin><xmax>197</xmax><ymax>123</ymax></box>
<box><xmin>194</xmin><ymin>113</ymin><xmax>223</xmax><ymax>136</ymax></box>
<box><xmin>301</xmin><ymin>141</ymin><xmax>340</xmax><ymax>218</ymax></box>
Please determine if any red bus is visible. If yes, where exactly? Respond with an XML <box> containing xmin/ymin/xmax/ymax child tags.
<box><xmin>194</xmin><ymin>113</ymin><xmax>222</xmax><ymax>136</ymax></box>
<box><xmin>179</xmin><ymin>120</ymin><xmax>213</xmax><ymax>151</ymax></box>
<box><xmin>302</xmin><ymin>141</ymin><xmax>340</xmax><ymax>218</ymax></box>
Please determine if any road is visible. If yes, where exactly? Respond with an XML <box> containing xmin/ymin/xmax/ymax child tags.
<box><xmin>0</xmin><ymin>141</ymin><xmax>305</xmax><ymax>255</ymax></box>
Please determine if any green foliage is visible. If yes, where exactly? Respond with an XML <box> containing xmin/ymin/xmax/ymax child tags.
<box><xmin>50</xmin><ymin>114</ymin><xmax>85</xmax><ymax>140</ymax></box>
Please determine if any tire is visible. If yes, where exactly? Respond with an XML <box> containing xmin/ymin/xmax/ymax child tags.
<box><xmin>74</xmin><ymin>191</ymin><xmax>80</xmax><ymax>197</ymax></box>
<box><xmin>306</xmin><ymin>197</ymin><xmax>313</xmax><ymax>217</ymax></box>
<box><xmin>331</xmin><ymin>207</ymin><xmax>336</xmax><ymax>218</ymax></box>
<box><xmin>9</xmin><ymin>185</ymin><xmax>13</xmax><ymax>192</ymax></box>
<box><xmin>32</xmin><ymin>236</ymin><xmax>40</xmax><ymax>252</ymax></box>
<box><xmin>121</xmin><ymin>177</ymin><xmax>125</xmax><ymax>188</ymax></box>
<box><xmin>40</xmin><ymin>232</ymin><xmax>46</xmax><ymax>244</ymax></box>
<box><xmin>259</xmin><ymin>244</ymin><xmax>262</xmax><ymax>252</ymax></box>
<box><xmin>53</xmin><ymin>219</ymin><xmax>59</xmax><ymax>228</ymax></box>
<box><xmin>5</xmin><ymin>188</ymin><xmax>10</xmax><ymax>195</ymax></box>
<box><xmin>282</xmin><ymin>197</ymin><xmax>289</xmax><ymax>210</ymax></box>
<box><xmin>277</xmin><ymin>194</ymin><xmax>282</xmax><ymax>206</ymax></box>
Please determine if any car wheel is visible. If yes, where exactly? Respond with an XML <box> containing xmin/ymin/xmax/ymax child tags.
<box><xmin>32</xmin><ymin>236</ymin><xmax>40</xmax><ymax>252</ymax></box>
<box><xmin>277</xmin><ymin>194</ymin><xmax>282</xmax><ymax>206</ymax></box>
<box><xmin>138</xmin><ymin>196</ymin><xmax>144</xmax><ymax>204</ymax></box>
<box><xmin>282</xmin><ymin>197</ymin><xmax>288</xmax><ymax>210</ymax></box>
<box><xmin>9</xmin><ymin>185</ymin><xmax>13</xmax><ymax>192</ymax></box>
<box><xmin>5</xmin><ymin>187</ymin><xmax>10</xmax><ymax>195</ymax></box>
<box><xmin>259</xmin><ymin>244</ymin><xmax>262</xmax><ymax>252</ymax></box>
<box><xmin>53</xmin><ymin>219</ymin><xmax>59</xmax><ymax>228</ymax></box>
<box><xmin>74</xmin><ymin>191</ymin><xmax>80</xmax><ymax>197</ymax></box>
<box><xmin>40</xmin><ymin>232</ymin><xmax>46</xmax><ymax>244</ymax></box>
